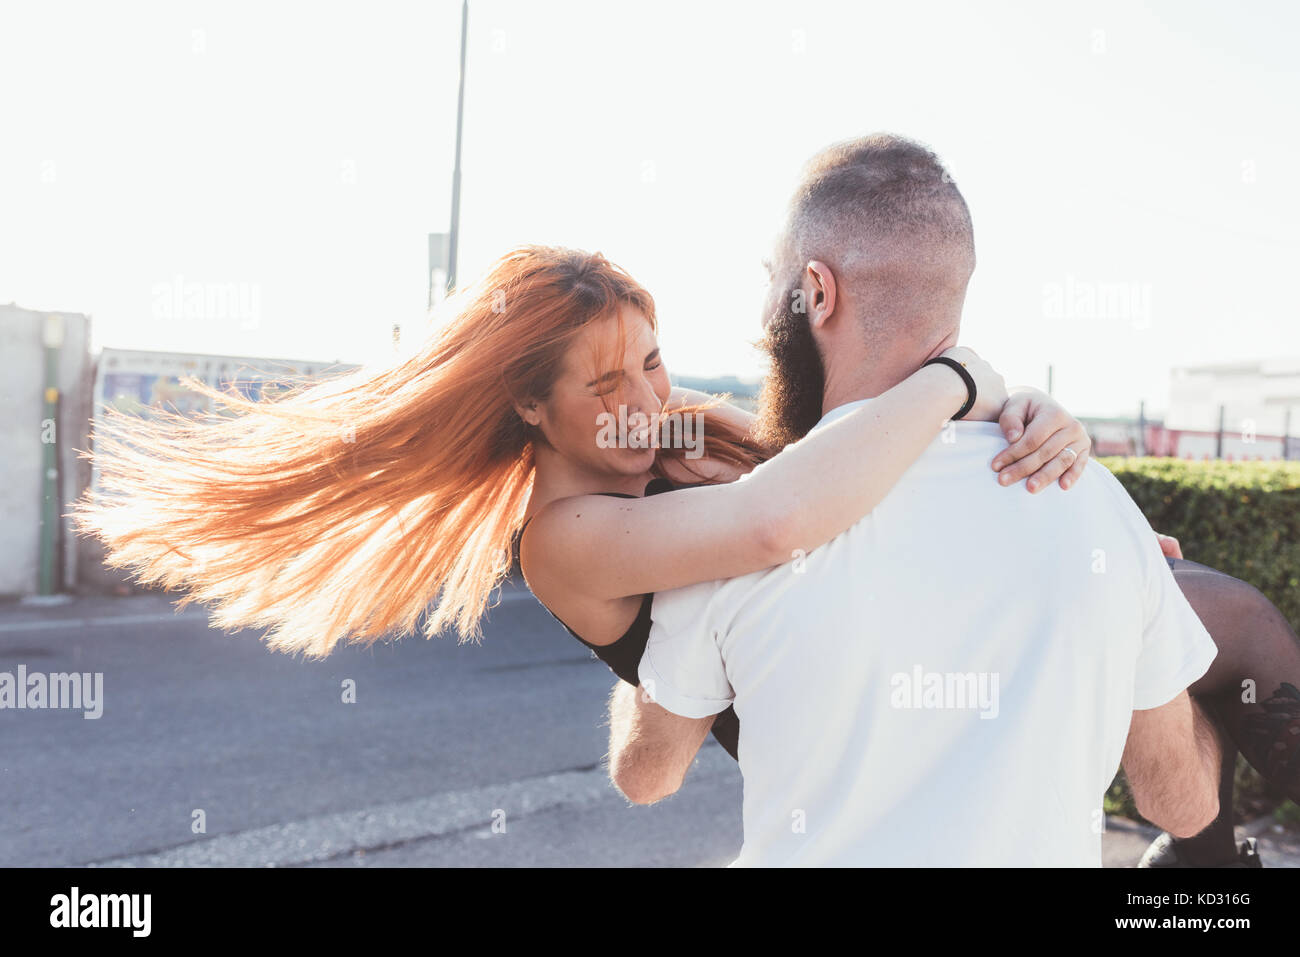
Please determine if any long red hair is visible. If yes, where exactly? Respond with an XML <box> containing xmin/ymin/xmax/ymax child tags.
<box><xmin>74</xmin><ymin>246</ymin><xmax>766</xmax><ymax>658</ymax></box>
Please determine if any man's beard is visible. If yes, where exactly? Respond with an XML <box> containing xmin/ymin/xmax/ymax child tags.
<box><xmin>753</xmin><ymin>292</ymin><xmax>826</xmax><ymax>449</ymax></box>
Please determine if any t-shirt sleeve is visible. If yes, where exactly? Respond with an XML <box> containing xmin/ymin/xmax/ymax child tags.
<box><xmin>1133</xmin><ymin>548</ymin><xmax>1218</xmax><ymax>709</ymax></box>
<box><xmin>638</xmin><ymin>579</ymin><xmax>734</xmax><ymax>719</ymax></box>
<box><xmin>1101</xmin><ymin>472</ymin><xmax>1219</xmax><ymax>710</ymax></box>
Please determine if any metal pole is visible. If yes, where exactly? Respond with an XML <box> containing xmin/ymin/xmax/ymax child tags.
<box><xmin>446</xmin><ymin>0</ymin><xmax>468</xmax><ymax>294</ymax></box>
<box><xmin>434</xmin><ymin>231</ymin><xmax>444</xmax><ymax>306</ymax></box>
<box><xmin>1136</xmin><ymin>399</ymin><xmax>1146</xmax><ymax>456</ymax></box>
<box><xmin>1215</xmin><ymin>403</ymin><xmax>1225</xmax><ymax>459</ymax></box>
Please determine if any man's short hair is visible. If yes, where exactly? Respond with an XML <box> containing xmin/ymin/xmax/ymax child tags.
<box><xmin>786</xmin><ymin>133</ymin><xmax>974</xmax><ymax>272</ymax></box>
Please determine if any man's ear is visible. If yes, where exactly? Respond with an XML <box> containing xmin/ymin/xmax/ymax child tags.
<box><xmin>804</xmin><ymin>260</ymin><xmax>837</xmax><ymax>331</ymax></box>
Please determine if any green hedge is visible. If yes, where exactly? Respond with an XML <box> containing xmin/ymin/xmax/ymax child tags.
<box><xmin>1098</xmin><ymin>457</ymin><xmax>1300</xmax><ymax>832</ymax></box>
<box><xmin>1099</xmin><ymin>457</ymin><xmax>1300</xmax><ymax>628</ymax></box>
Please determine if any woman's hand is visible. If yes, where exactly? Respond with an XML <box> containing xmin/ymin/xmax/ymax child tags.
<box><xmin>939</xmin><ymin>346</ymin><xmax>1008</xmax><ymax>421</ymax></box>
<box><xmin>989</xmin><ymin>388</ymin><xmax>1092</xmax><ymax>492</ymax></box>
<box><xmin>1156</xmin><ymin>533</ymin><xmax>1183</xmax><ymax>560</ymax></box>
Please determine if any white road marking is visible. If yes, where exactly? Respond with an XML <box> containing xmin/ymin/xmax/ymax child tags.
<box><xmin>0</xmin><ymin>611</ymin><xmax>210</xmax><ymax>634</ymax></box>
<box><xmin>88</xmin><ymin>745</ymin><xmax>737</xmax><ymax>867</ymax></box>
<box><xmin>0</xmin><ymin>588</ymin><xmax>535</xmax><ymax>635</ymax></box>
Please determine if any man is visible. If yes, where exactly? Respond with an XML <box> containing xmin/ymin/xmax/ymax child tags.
<box><xmin>605</xmin><ymin>133</ymin><xmax>1222</xmax><ymax>866</ymax></box>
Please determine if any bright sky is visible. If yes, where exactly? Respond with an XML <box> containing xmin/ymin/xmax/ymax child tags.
<box><xmin>2</xmin><ymin>0</ymin><xmax>1296</xmax><ymax>417</ymax></box>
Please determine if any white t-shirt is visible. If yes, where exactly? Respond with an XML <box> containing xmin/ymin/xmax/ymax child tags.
<box><xmin>639</xmin><ymin>401</ymin><xmax>1219</xmax><ymax>867</ymax></box>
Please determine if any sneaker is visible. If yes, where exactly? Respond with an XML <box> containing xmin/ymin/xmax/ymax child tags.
<box><xmin>1138</xmin><ymin>832</ymin><xmax>1264</xmax><ymax>868</ymax></box>
<box><xmin>1229</xmin><ymin>837</ymin><xmax>1263</xmax><ymax>868</ymax></box>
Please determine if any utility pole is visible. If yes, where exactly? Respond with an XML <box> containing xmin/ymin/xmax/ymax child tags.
<box><xmin>446</xmin><ymin>0</ymin><xmax>469</xmax><ymax>295</ymax></box>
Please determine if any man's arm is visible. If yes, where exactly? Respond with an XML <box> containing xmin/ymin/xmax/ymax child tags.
<box><xmin>607</xmin><ymin>681</ymin><xmax>715</xmax><ymax>805</ymax></box>
<box><xmin>1121</xmin><ymin>689</ymin><xmax>1222</xmax><ymax>838</ymax></box>
<box><xmin>1088</xmin><ymin>464</ymin><xmax>1221</xmax><ymax>838</ymax></box>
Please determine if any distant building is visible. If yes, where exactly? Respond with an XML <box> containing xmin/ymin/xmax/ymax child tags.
<box><xmin>92</xmin><ymin>348</ymin><xmax>357</xmax><ymax>492</ymax></box>
<box><xmin>1168</xmin><ymin>358</ymin><xmax>1300</xmax><ymax>432</ymax></box>
<box><xmin>78</xmin><ymin>348</ymin><xmax>359</xmax><ymax>592</ymax></box>
<box><xmin>1082</xmin><ymin>359</ymin><xmax>1299</xmax><ymax>461</ymax></box>
<box><xmin>1165</xmin><ymin>358</ymin><xmax>1299</xmax><ymax>460</ymax></box>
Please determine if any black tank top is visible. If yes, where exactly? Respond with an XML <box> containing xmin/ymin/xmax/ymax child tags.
<box><xmin>512</xmin><ymin>476</ymin><xmax>740</xmax><ymax>761</ymax></box>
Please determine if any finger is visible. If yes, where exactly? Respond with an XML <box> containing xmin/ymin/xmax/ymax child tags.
<box><xmin>1024</xmin><ymin>439</ymin><xmax>1080</xmax><ymax>493</ymax></box>
<box><xmin>997</xmin><ymin>393</ymin><xmax>1031</xmax><ymax>446</ymax></box>
<box><xmin>991</xmin><ymin>413</ymin><xmax>1056</xmax><ymax>472</ymax></box>
<box><xmin>1001</xmin><ymin>431</ymin><xmax>1072</xmax><ymax>489</ymax></box>
<box><xmin>1058</xmin><ymin>445</ymin><xmax>1088</xmax><ymax>489</ymax></box>
<box><xmin>1058</xmin><ymin>432</ymin><xmax>1091</xmax><ymax>489</ymax></box>
<box><xmin>1156</xmin><ymin>534</ymin><xmax>1183</xmax><ymax>560</ymax></box>
<box><xmin>996</xmin><ymin>420</ymin><xmax>1070</xmax><ymax>485</ymax></box>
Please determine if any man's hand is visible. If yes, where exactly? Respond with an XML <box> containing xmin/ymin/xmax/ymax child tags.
<box><xmin>990</xmin><ymin>388</ymin><xmax>1092</xmax><ymax>492</ymax></box>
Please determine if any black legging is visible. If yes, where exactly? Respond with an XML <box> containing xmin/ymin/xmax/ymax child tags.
<box><xmin>1166</xmin><ymin>558</ymin><xmax>1300</xmax><ymax>861</ymax></box>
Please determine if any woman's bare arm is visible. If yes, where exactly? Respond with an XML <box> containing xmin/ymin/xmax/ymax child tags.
<box><xmin>524</xmin><ymin>359</ymin><xmax>976</xmax><ymax>603</ymax></box>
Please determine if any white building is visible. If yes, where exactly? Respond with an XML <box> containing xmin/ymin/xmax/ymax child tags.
<box><xmin>1167</xmin><ymin>358</ymin><xmax>1300</xmax><ymax>460</ymax></box>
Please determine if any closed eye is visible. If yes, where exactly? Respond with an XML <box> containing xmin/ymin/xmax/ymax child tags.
<box><xmin>588</xmin><ymin>348</ymin><xmax>662</xmax><ymax>393</ymax></box>
<box><xmin>590</xmin><ymin>373</ymin><xmax>622</xmax><ymax>396</ymax></box>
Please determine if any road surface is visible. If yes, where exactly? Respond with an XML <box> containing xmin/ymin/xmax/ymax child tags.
<box><xmin>1</xmin><ymin>588</ymin><xmax>1294</xmax><ymax>867</ymax></box>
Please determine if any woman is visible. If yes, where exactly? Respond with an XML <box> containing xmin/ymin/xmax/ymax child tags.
<box><xmin>76</xmin><ymin>245</ymin><xmax>1299</xmax><ymax>868</ymax></box>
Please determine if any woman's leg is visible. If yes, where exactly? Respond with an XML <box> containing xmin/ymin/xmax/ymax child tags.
<box><xmin>1141</xmin><ymin>558</ymin><xmax>1300</xmax><ymax>866</ymax></box>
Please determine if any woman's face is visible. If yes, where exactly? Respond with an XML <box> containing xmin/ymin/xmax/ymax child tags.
<box><xmin>528</xmin><ymin>306</ymin><xmax>672</xmax><ymax>479</ymax></box>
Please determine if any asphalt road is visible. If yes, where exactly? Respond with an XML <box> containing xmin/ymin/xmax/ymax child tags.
<box><xmin>2</xmin><ymin>587</ymin><xmax>1294</xmax><ymax>868</ymax></box>
<box><xmin>0</xmin><ymin>586</ymin><xmax>742</xmax><ymax>868</ymax></box>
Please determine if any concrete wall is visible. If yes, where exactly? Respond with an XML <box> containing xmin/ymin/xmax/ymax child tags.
<box><xmin>0</xmin><ymin>304</ymin><xmax>93</xmax><ymax>596</ymax></box>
